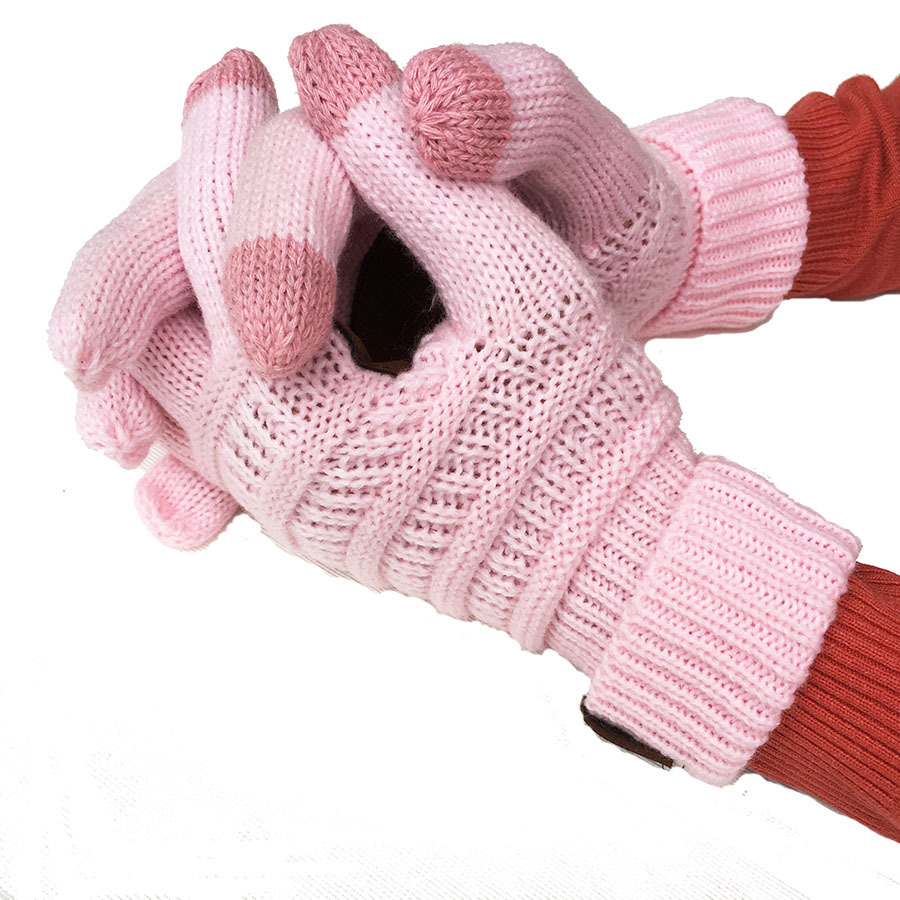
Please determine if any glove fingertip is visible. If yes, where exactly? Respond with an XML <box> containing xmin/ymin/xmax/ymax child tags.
<box><xmin>224</xmin><ymin>235</ymin><xmax>337</xmax><ymax>376</ymax></box>
<box><xmin>403</xmin><ymin>44</ymin><xmax>512</xmax><ymax>180</ymax></box>
<box><xmin>289</xmin><ymin>25</ymin><xmax>399</xmax><ymax>141</ymax></box>
<box><xmin>183</xmin><ymin>48</ymin><xmax>276</xmax><ymax>121</ymax></box>
<box><xmin>134</xmin><ymin>455</ymin><xmax>239</xmax><ymax>550</ymax></box>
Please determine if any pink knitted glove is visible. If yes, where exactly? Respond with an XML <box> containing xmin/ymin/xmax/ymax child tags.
<box><xmin>53</xmin><ymin>28</ymin><xmax>862</xmax><ymax>787</ymax></box>
<box><xmin>402</xmin><ymin>42</ymin><xmax>809</xmax><ymax>339</ymax></box>
<box><xmin>47</xmin><ymin>158</ymin><xmax>240</xmax><ymax>548</ymax></box>
<box><xmin>49</xmin><ymin>51</ymin><xmax>366</xmax><ymax>389</ymax></box>
<box><xmin>48</xmin><ymin>51</ymin><xmax>372</xmax><ymax>547</ymax></box>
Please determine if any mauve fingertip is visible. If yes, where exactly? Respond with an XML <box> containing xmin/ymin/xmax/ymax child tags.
<box><xmin>403</xmin><ymin>45</ymin><xmax>511</xmax><ymax>180</ymax></box>
<box><xmin>183</xmin><ymin>48</ymin><xmax>276</xmax><ymax>120</ymax></box>
<box><xmin>225</xmin><ymin>236</ymin><xmax>336</xmax><ymax>377</ymax></box>
<box><xmin>288</xmin><ymin>25</ymin><xmax>399</xmax><ymax>140</ymax></box>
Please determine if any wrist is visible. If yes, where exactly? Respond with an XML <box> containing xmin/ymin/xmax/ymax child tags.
<box><xmin>549</xmin><ymin>448</ymin><xmax>860</xmax><ymax>785</ymax></box>
<box><xmin>784</xmin><ymin>75</ymin><xmax>900</xmax><ymax>300</ymax></box>
<box><xmin>749</xmin><ymin>563</ymin><xmax>900</xmax><ymax>841</ymax></box>
<box><xmin>635</xmin><ymin>98</ymin><xmax>809</xmax><ymax>339</ymax></box>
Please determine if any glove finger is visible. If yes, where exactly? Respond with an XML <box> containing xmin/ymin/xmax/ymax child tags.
<box><xmin>402</xmin><ymin>43</ymin><xmax>690</xmax><ymax>327</ymax></box>
<box><xmin>128</xmin><ymin>304</ymin><xmax>211</xmax><ymax>432</ymax></box>
<box><xmin>75</xmin><ymin>371</ymin><xmax>164</xmax><ymax>469</ymax></box>
<box><xmin>179</xmin><ymin>49</ymin><xmax>278</xmax><ymax>359</ymax></box>
<box><xmin>49</xmin><ymin>165</ymin><xmax>193</xmax><ymax>391</ymax></box>
<box><xmin>224</xmin><ymin>108</ymin><xmax>354</xmax><ymax>376</ymax></box>
<box><xmin>134</xmin><ymin>453</ymin><xmax>239</xmax><ymax>550</ymax></box>
<box><xmin>289</xmin><ymin>26</ymin><xmax>606</xmax><ymax>340</ymax></box>
<box><xmin>403</xmin><ymin>42</ymin><xmax>637</xmax><ymax>192</ymax></box>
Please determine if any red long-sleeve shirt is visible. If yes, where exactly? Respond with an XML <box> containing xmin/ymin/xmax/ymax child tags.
<box><xmin>747</xmin><ymin>75</ymin><xmax>900</xmax><ymax>842</ymax></box>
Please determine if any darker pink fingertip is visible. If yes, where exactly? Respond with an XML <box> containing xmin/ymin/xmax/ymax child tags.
<box><xmin>403</xmin><ymin>45</ymin><xmax>512</xmax><ymax>180</ymax></box>
<box><xmin>288</xmin><ymin>25</ymin><xmax>400</xmax><ymax>141</ymax></box>
<box><xmin>183</xmin><ymin>48</ymin><xmax>276</xmax><ymax>121</ymax></box>
<box><xmin>225</xmin><ymin>235</ymin><xmax>336</xmax><ymax>376</ymax></box>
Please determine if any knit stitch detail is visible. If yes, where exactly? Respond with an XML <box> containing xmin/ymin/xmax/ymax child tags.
<box><xmin>223</xmin><ymin>106</ymin><xmax>354</xmax><ymax>375</ymax></box>
<box><xmin>75</xmin><ymin>371</ymin><xmax>163</xmax><ymax>469</ymax></box>
<box><xmin>88</xmin><ymin>31</ymin><xmax>862</xmax><ymax>800</ymax></box>
<box><xmin>48</xmin><ymin>165</ymin><xmax>194</xmax><ymax>392</ymax></box>
<box><xmin>636</xmin><ymin>98</ymin><xmax>809</xmax><ymax>338</ymax></box>
<box><xmin>584</xmin><ymin>457</ymin><xmax>860</xmax><ymax>785</ymax></box>
<box><xmin>404</xmin><ymin>44</ymin><xmax>512</xmax><ymax>180</ymax></box>
<box><xmin>184</xmin><ymin>49</ymin><xmax>276</xmax><ymax>121</ymax></box>
<box><xmin>750</xmin><ymin>564</ymin><xmax>900</xmax><ymax>842</ymax></box>
<box><xmin>225</xmin><ymin>234</ymin><xmax>337</xmax><ymax>375</ymax></box>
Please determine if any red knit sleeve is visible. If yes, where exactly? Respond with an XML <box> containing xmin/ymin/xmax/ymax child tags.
<box><xmin>748</xmin><ymin>564</ymin><xmax>900</xmax><ymax>842</ymax></box>
<box><xmin>786</xmin><ymin>75</ymin><xmax>900</xmax><ymax>300</ymax></box>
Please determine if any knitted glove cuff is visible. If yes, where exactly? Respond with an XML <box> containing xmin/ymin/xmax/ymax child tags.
<box><xmin>635</xmin><ymin>98</ymin><xmax>809</xmax><ymax>339</ymax></box>
<box><xmin>583</xmin><ymin>456</ymin><xmax>860</xmax><ymax>786</ymax></box>
<box><xmin>749</xmin><ymin>564</ymin><xmax>900</xmax><ymax>841</ymax></box>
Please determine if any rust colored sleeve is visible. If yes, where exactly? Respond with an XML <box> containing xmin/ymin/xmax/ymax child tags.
<box><xmin>749</xmin><ymin>564</ymin><xmax>900</xmax><ymax>842</ymax></box>
<box><xmin>786</xmin><ymin>75</ymin><xmax>900</xmax><ymax>300</ymax></box>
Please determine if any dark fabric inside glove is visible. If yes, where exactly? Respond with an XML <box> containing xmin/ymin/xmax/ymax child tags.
<box><xmin>341</xmin><ymin>226</ymin><xmax>444</xmax><ymax>375</ymax></box>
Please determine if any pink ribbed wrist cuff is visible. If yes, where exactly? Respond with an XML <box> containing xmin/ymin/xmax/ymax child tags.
<box><xmin>635</xmin><ymin>98</ymin><xmax>809</xmax><ymax>338</ymax></box>
<box><xmin>583</xmin><ymin>456</ymin><xmax>860</xmax><ymax>785</ymax></box>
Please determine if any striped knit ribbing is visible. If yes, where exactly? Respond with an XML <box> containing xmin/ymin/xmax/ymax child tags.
<box><xmin>750</xmin><ymin>564</ymin><xmax>900</xmax><ymax>841</ymax></box>
<box><xmin>785</xmin><ymin>75</ymin><xmax>900</xmax><ymax>301</ymax></box>
<box><xmin>53</xmin><ymin>28</ymin><xmax>867</xmax><ymax>798</ymax></box>
<box><xmin>636</xmin><ymin>98</ymin><xmax>809</xmax><ymax>339</ymax></box>
<box><xmin>583</xmin><ymin>457</ymin><xmax>860</xmax><ymax>786</ymax></box>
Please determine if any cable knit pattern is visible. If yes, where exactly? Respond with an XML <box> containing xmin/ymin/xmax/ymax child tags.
<box><xmin>636</xmin><ymin>99</ymin><xmax>809</xmax><ymax>338</ymax></box>
<box><xmin>52</xmin><ymin>30</ymin><xmax>863</xmax><ymax>788</ymax></box>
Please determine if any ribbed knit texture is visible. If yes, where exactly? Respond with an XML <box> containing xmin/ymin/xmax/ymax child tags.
<box><xmin>402</xmin><ymin>46</ymin><xmax>810</xmax><ymax>342</ymax></box>
<box><xmin>750</xmin><ymin>564</ymin><xmax>900</xmax><ymax>842</ymax></box>
<box><xmin>635</xmin><ymin>100</ymin><xmax>809</xmax><ymax>338</ymax></box>
<box><xmin>785</xmin><ymin>75</ymin><xmax>900</xmax><ymax>300</ymax></box>
<box><xmin>51</xmin><ymin>31</ymin><xmax>865</xmax><ymax>791</ymax></box>
<box><xmin>581</xmin><ymin>457</ymin><xmax>859</xmax><ymax>785</ymax></box>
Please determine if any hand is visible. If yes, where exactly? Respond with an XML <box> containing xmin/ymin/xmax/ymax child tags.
<box><xmin>48</xmin><ymin>50</ymin><xmax>368</xmax><ymax>547</ymax></box>
<box><xmin>401</xmin><ymin>41</ymin><xmax>810</xmax><ymax>338</ymax></box>
<box><xmin>53</xmin><ymin>25</ymin><xmax>862</xmax><ymax>791</ymax></box>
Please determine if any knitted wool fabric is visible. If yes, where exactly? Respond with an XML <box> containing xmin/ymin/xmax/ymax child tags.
<box><xmin>742</xmin><ymin>75</ymin><xmax>900</xmax><ymax>841</ymax></box>
<box><xmin>402</xmin><ymin>43</ymin><xmax>809</xmax><ymax>340</ymax></box>
<box><xmin>48</xmin><ymin>165</ymin><xmax>194</xmax><ymax>391</ymax></box>
<box><xmin>750</xmin><ymin>565</ymin><xmax>900</xmax><ymax>843</ymax></box>
<box><xmin>785</xmin><ymin>74</ymin><xmax>900</xmax><ymax>300</ymax></box>
<box><xmin>224</xmin><ymin>106</ymin><xmax>355</xmax><ymax>376</ymax></box>
<box><xmin>48</xmin><ymin>31</ymin><xmax>865</xmax><ymax>790</ymax></box>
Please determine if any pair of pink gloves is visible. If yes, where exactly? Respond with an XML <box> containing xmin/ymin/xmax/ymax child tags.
<box><xmin>49</xmin><ymin>27</ymin><xmax>862</xmax><ymax>795</ymax></box>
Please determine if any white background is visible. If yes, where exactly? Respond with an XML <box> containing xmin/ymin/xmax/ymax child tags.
<box><xmin>4</xmin><ymin>0</ymin><xmax>900</xmax><ymax>897</ymax></box>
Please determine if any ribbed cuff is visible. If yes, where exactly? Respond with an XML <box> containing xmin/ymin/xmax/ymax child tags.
<box><xmin>584</xmin><ymin>456</ymin><xmax>860</xmax><ymax>786</ymax></box>
<box><xmin>635</xmin><ymin>98</ymin><xmax>809</xmax><ymax>338</ymax></box>
<box><xmin>749</xmin><ymin>564</ymin><xmax>900</xmax><ymax>842</ymax></box>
